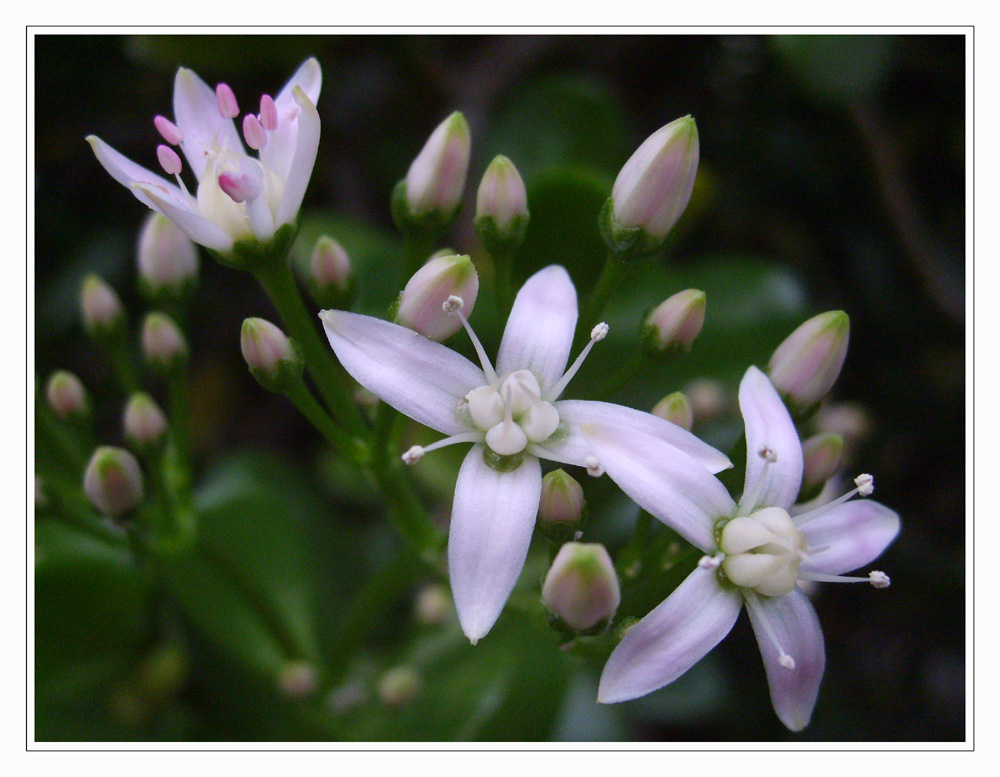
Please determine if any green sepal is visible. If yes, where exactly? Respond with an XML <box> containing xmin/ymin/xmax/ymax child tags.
<box><xmin>247</xmin><ymin>337</ymin><xmax>306</xmax><ymax>394</ymax></box>
<box><xmin>598</xmin><ymin>197</ymin><xmax>659</xmax><ymax>262</ymax></box>
<box><xmin>474</xmin><ymin>212</ymin><xmax>530</xmax><ymax>260</ymax></box>
<box><xmin>208</xmin><ymin>222</ymin><xmax>299</xmax><ymax>273</ymax></box>
<box><xmin>391</xmin><ymin>179</ymin><xmax>461</xmax><ymax>238</ymax></box>
<box><xmin>481</xmin><ymin>446</ymin><xmax>525</xmax><ymax>473</ymax></box>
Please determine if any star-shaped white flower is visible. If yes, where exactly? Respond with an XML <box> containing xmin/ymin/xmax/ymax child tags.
<box><xmin>586</xmin><ymin>366</ymin><xmax>900</xmax><ymax>731</ymax></box>
<box><xmin>87</xmin><ymin>59</ymin><xmax>322</xmax><ymax>256</ymax></box>
<box><xmin>321</xmin><ymin>265</ymin><xmax>730</xmax><ymax>643</ymax></box>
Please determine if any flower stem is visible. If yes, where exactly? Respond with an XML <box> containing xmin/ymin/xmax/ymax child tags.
<box><xmin>253</xmin><ymin>261</ymin><xmax>366</xmax><ymax>439</ymax></box>
<box><xmin>284</xmin><ymin>379</ymin><xmax>369</xmax><ymax>466</ymax></box>
<box><xmin>579</xmin><ymin>252</ymin><xmax>631</xmax><ymax>342</ymax></box>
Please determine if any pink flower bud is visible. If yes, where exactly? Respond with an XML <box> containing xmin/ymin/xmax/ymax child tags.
<box><xmin>142</xmin><ymin>312</ymin><xmax>188</xmax><ymax>371</ymax></box>
<box><xmin>611</xmin><ymin>116</ymin><xmax>699</xmax><ymax>248</ymax></box>
<box><xmin>405</xmin><ymin>111</ymin><xmax>471</xmax><ymax>216</ymax></box>
<box><xmin>643</xmin><ymin>289</ymin><xmax>706</xmax><ymax>352</ymax></box>
<box><xmin>241</xmin><ymin>318</ymin><xmax>304</xmax><ymax>392</ymax></box>
<box><xmin>123</xmin><ymin>392</ymin><xmax>168</xmax><ymax>449</ymax></box>
<box><xmin>768</xmin><ymin>311</ymin><xmax>850</xmax><ymax>415</ymax></box>
<box><xmin>800</xmin><ymin>432</ymin><xmax>845</xmax><ymax>495</ymax></box>
<box><xmin>475</xmin><ymin>155</ymin><xmax>528</xmax><ymax>231</ymax></box>
<box><xmin>45</xmin><ymin>370</ymin><xmax>89</xmax><ymax>420</ymax></box>
<box><xmin>83</xmin><ymin>446</ymin><xmax>144</xmax><ymax>517</ymax></box>
<box><xmin>541</xmin><ymin>542</ymin><xmax>620</xmax><ymax>633</ymax></box>
<box><xmin>651</xmin><ymin>391</ymin><xmax>694</xmax><ymax>431</ymax></box>
<box><xmin>80</xmin><ymin>274</ymin><xmax>124</xmax><ymax>335</ymax></box>
<box><xmin>395</xmin><ymin>254</ymin><xmax>479</xmax><ymax>341</ymax></box>
<box><xmin>309</xmin><ymin>236</ymin><xmax>352</xmax><ymax>293</ymax></box>
<box><xmin>137</xmin><ymin>212</ymin><xmax>199</xmax><ymax>297</ymax></box>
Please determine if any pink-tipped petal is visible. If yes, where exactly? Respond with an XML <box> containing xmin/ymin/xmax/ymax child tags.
<box><xmin>799</xmin><ymin>499</ymin><xmax>901</xmax><ymax>576</ymax></box>
<box><xmin>276</xmin><ymin>57</ymin><xmax>322</xmax><ymax>109</ymax></box>
<box><xmin>173</xmin><ymin>67</ymin><xmax>242</xmax><ymax>180</ymax></box>
<box><xmin>580</xmin><ymin>422</ymin><xmax>735</xmax><ymax>552</ymax></box>
<box><xmin>319</xmin><ymin>309</ymin><xmax>485</xmax><ymax>436</ymax></box>
<box><xmin>262</xmin><ymin>58</ymin><xmax>323</xmax><ymax>183</ymax></box>
<box><xmin>740</xmin><ymin>366</ymin><xmax>804</xmax><ymax>511</ymax></box>
<box><xmin>598</xmin><ymin>566</ymin><xmax>742</xmax><ymax>703</ymax></box>
<box><xmin>553</xmin><ymin>400</ymin><xmax>731</xmax><ymax>475</ymax></box>
<box><xmin>746</xmin><ymin>587</ymin><xmax>826</xmax><ymax>732</ymax></box>
<box><xmin>274</xmin><ymin>87</ymin><xmax>320</xmax><ymax>227</ymax></box>
<box><xmin>496</xmin><ymin>266</ymin><xmax>577</xmax><ymax>394</ymax></box>
<box><xmin>448</xmin><ymin>447</ymin><xmax>541</xmax><ymax>643</ymax></box>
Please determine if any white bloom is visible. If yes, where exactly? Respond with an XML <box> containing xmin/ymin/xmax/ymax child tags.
<box><xmin>88</xmin><ymin>59</ymin><xmax>322</xmax><ymax>255</ymax></box>
<box><xmin>587</xmin><ymin>366</ymin><xmax>900</xmax><ymax>731</ymax></box>
<box><xmin>321</xmin><ymin>265</ymin><xmax>730</xmax><ymax>643</ymax></box>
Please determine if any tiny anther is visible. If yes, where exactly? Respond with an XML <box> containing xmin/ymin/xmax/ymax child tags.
<box><xmin>442</xmin><ymin>295</ymin><xmax>464</xmax><ymax>314</ymax></box>
<box><xmin>401</xmin><ymin>445</ymin><xmax>425</xmax><ymax>465</ymax></box>
<box><xmin>855</xmin><ymin>473</ymin><xmax>874</xmax><ymax>497</ymax></box>
<box><xmin>156</xmin><ymin>144</ymin><xmax>183</xmax><ymax>175</ymax></box>
<box><xmin>698</xmin><ymin>552</ymin><xmax>724</xmax><ymax>570</ymax></box>
<box><xmin>779</xmin><ymin>653</ymin><xmax>796</xmax><ymax>670</ymax></box>
<box><xmin>216</xmin><ymin>83</ymin><xmax>240</xmax><ymax>119</ymax></box>
<box><xmin>758</xmin><ymin>446</ymin><xmax>777</xmax><ymax>463</ymax></box>
<box><xmin>243</xmin><ymin>114</ymin><xmax>267</xmax><ymax>150</ymax></box>
<box><xmin>591</xmin><ymin>322</ymin><xmax>609</xmax><ymax>341</ymax></box>
<box><xmin>584</xmin><ymin>456</ymin><xmax>604</xmax><ymax>477</ymax></box>
<box><xmin>154</xmin><ymin>115</ymin><xmax>184</xmax><ymax>145</ymax></box>
<box><xmin>259</xmin><ymin>94</ymin><xmax>279</xmax><ymax>131</ymax></box>
<box><xmin>869</xmin><ymin>570</ymin><xmax>890</xmax><ymax>589</ymax></box>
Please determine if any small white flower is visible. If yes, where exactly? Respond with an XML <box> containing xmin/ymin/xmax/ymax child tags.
<box><xmin>88</xmin><ymin>59</ymin><xmax>322</xmax><ymax>256</ymax></box>
<box><xmin>587</xmin><ymin>366</ymin><xmax>900</xmax><ymax>731</ymax></box>
<box><xmin>321</xmin><ymin>265</ymin><xmax>730</xmax><ymax>644</ymax></box>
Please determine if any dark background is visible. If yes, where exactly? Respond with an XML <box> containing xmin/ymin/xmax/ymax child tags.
<box><xmin>34</xmin><ymin>33</ymin><xmax>966</xmax><ymax>741</ymax></box>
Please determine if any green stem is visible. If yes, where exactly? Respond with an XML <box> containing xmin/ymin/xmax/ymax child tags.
<box><xmin>596</xmin><ymin>349</ymin><xmax>649</xmax><ymax>400</ymax></box>
<box><xmin>284</xmin><ymin>380</ymin><xmax>368</xmax><ymax>466</ymax></box>
<box><xmin>45</xmin><ymin>489</ymin><xmax>130</xmax><ymax>548</ymax></box>
<box><xmin>167</xmin><ymin>367</ymin><xmax>190</xmax><ymax>465</ymax></box>
<box><xmin>578</xmin><ymin>252</ymin><xmax>631</xmax><ymax>343</ymax></box>
<box><xmin>254</xmin><ymin>261</ymin><xmax>366</xmax><ymax>439</ymax></box>
<box><xmin>103</xmin><ymin>332</ymin><xmax>141</xmax><ymax>394</ymax></box>
<box><xmin>491</xmin><ymin>247</ymin><xmax>516</xmax><ymax>317</ymax></box>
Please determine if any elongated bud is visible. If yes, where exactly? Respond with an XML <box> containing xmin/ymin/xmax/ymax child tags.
<box><xmin>768</xmin><ymin>311</ymin><xmax>850</xmax><ymax>417</ymax></box>
<box><xmin>377</xmin><ymin>666</ymin><xmax>421</xmax><ymax>708</ymax></box>
<box><xmin>308</xmin><ymin>236</ymin><xmax>354</xmax><ymax>309</ymax></box>
<box><xmin>123</xmin><ymin>392</ymin><xmax>168</xmax><ymax>451</ymax></box>
<box><xmin>474</xmin><ymin>155</ymin><xmax>529</xmax><ymax>256</ymax></box>
<box><xmin>137</xmin><ymin>212</ymin><xmax>199</xmax><ymax>302</ymax></box>
<box><xmin>45</xmin><ymin>370</ymin><xmax>89</xmax><ymax>421</ymax></box>
<box><xmin>537</xmin><ymin>469</ymin><xmax>586</xmax><ymax>543</ymax></box>
<box><xmin>541</xmin><ymin>542</ymin><xmax>620</xmax><ymax>635</ymax></box>
<box><xmin>81</xmin><ymin>274</ymin><xmax>125</xmax><ymax>337</ymax></box>
<box><xmin>393</xmin><ymin>112</ymin><xmax>471</xmax><ymax>232</ymax></box>
<box><xmin>601</xmin><ymin>115</ymin><xmax>699</xmax><ymax>258</ymax></box>
<box><xmin>241</xmin><ymin>318</ymin><xmax>304</xmax><ymax>393</ymax></box>
<box><xmin>800</xmin><ymin>432</ymin><xmax>845</xmax><ymax>499</ymax></box>
<box><xmin>651</xmin><ymin>391</ymin><xmax>694</xmax><ymax>431</ymax></box>
<box><xmin>395</xmin><ymin>254</ymin><xmax>479</xmax><ymax>341</ymax></box>
<box><xmin>142</xmin><ymin>312</ymin><xmax>188</xmax><ymax>373</ymax></box>
<box><xmin>642</xmin><ymin>289</ymin><xmax>706</xmax><ymax>354</ymax></box>
<box><xmin>83</xmin><ymin>446</ymin><xmax>144</xmax><ymax>517</ymax></box>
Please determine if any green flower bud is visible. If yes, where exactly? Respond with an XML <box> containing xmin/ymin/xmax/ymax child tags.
<box><xmin>768</xmin><ymin>311</ymin><xmax>850</xmax><ymax>417</ymax></box>
<box><xmin>142</xmin><ymin>312</ymin><xmax>188</xmax><ymax>373</ymax></box>
<box><xmin>474</xmin><ymin>155</ymin><xmax>529</xmax><ymax>256</ymax></box>
<box><xmin>377</xmin><ymin>666</ymin><xmax>421</xmax><ymax>708</ymax></box>
<box><xmin>537</xmin><ymin>469</ymin><xmax>586</xmax><ymax>543</ymax></box>
<box><xmin>651</xmin><ymin>391</ymin><xmax>694</xmax><ymax>431</ymax></box>
<box><xmin>240</xmin><ymin>318</ymin><xmax>305</xmax><ymax>393</ymax></box>
<box><xmin>541</xmin><ymin>542</ymin><xmax>620</xmax><ymax>635</ymax></box>
<box><xmin>45</xmin><ymin>370</ymin><xmax>89</xmax><ymax>421</ymax></box>
<box><xmin>123</xmin><ymin>392</ymin><xmax>168</xmax><ymax>451</ymax></box>
<box><xmin>395</xmin><ymin>254</ymin><xmax>479</xmax><ymax>341</ymax></box>
<box><xmin>83</xmin><ymin>446</ymin><xmax>144</xmax><ymax>517</ymax></box>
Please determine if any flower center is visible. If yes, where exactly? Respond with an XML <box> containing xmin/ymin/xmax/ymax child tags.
<box><xmin>719</xmin><ymin>507</ymin><xmax>808</xmax><ymax>597</ymax></box>
<box><xmin>467</xmin><ymin>369</ymin><xmax>560</xmax><ymax>456</ymax></box>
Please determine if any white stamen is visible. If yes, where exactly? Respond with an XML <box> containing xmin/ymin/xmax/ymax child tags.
<box><xmin>402</xmin><ymin>445</ymin><xmax>424</xmax><ymax>465</ymax></box>
<box><xmin>869</xmin><ymin>570</ymin><xmax>891</xmax><ymax>588</ymax></box>
<box><xmin>451</xmin><ymin>307</ymin><xmax>496</xmax><ymax>383</ymax></box>
<box><xmin>584</xmin><ymin>456</ymin><xmax>604</xmax><ymax>477</ymax></box>
<box><xmin>737</xmin><ymin>447</ymin><xmax>777</xmax><ymax>516</ymax></box>
<box><xmin>744</xmin><ymin>591</ymin><xmax>795</xmax><ymax>672</ymax></box>
<box><xmin>698</xmin><ymin>552</ymin><xmax>724</xmax><ymax>570</ymax></box>
<box><xmin>442</xmin><ymin>295</ymin><xmax>464</xmax><ymax>314</ymax></box>
<box><xmin>546</xmin><ymin>323</ymin><xmax>610</xmax><ymax>401</ymax></box>
<box><xmin>855</xmin><ymin>473</ymin><xmax>874</xmax><ymax>497</ymax></box>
